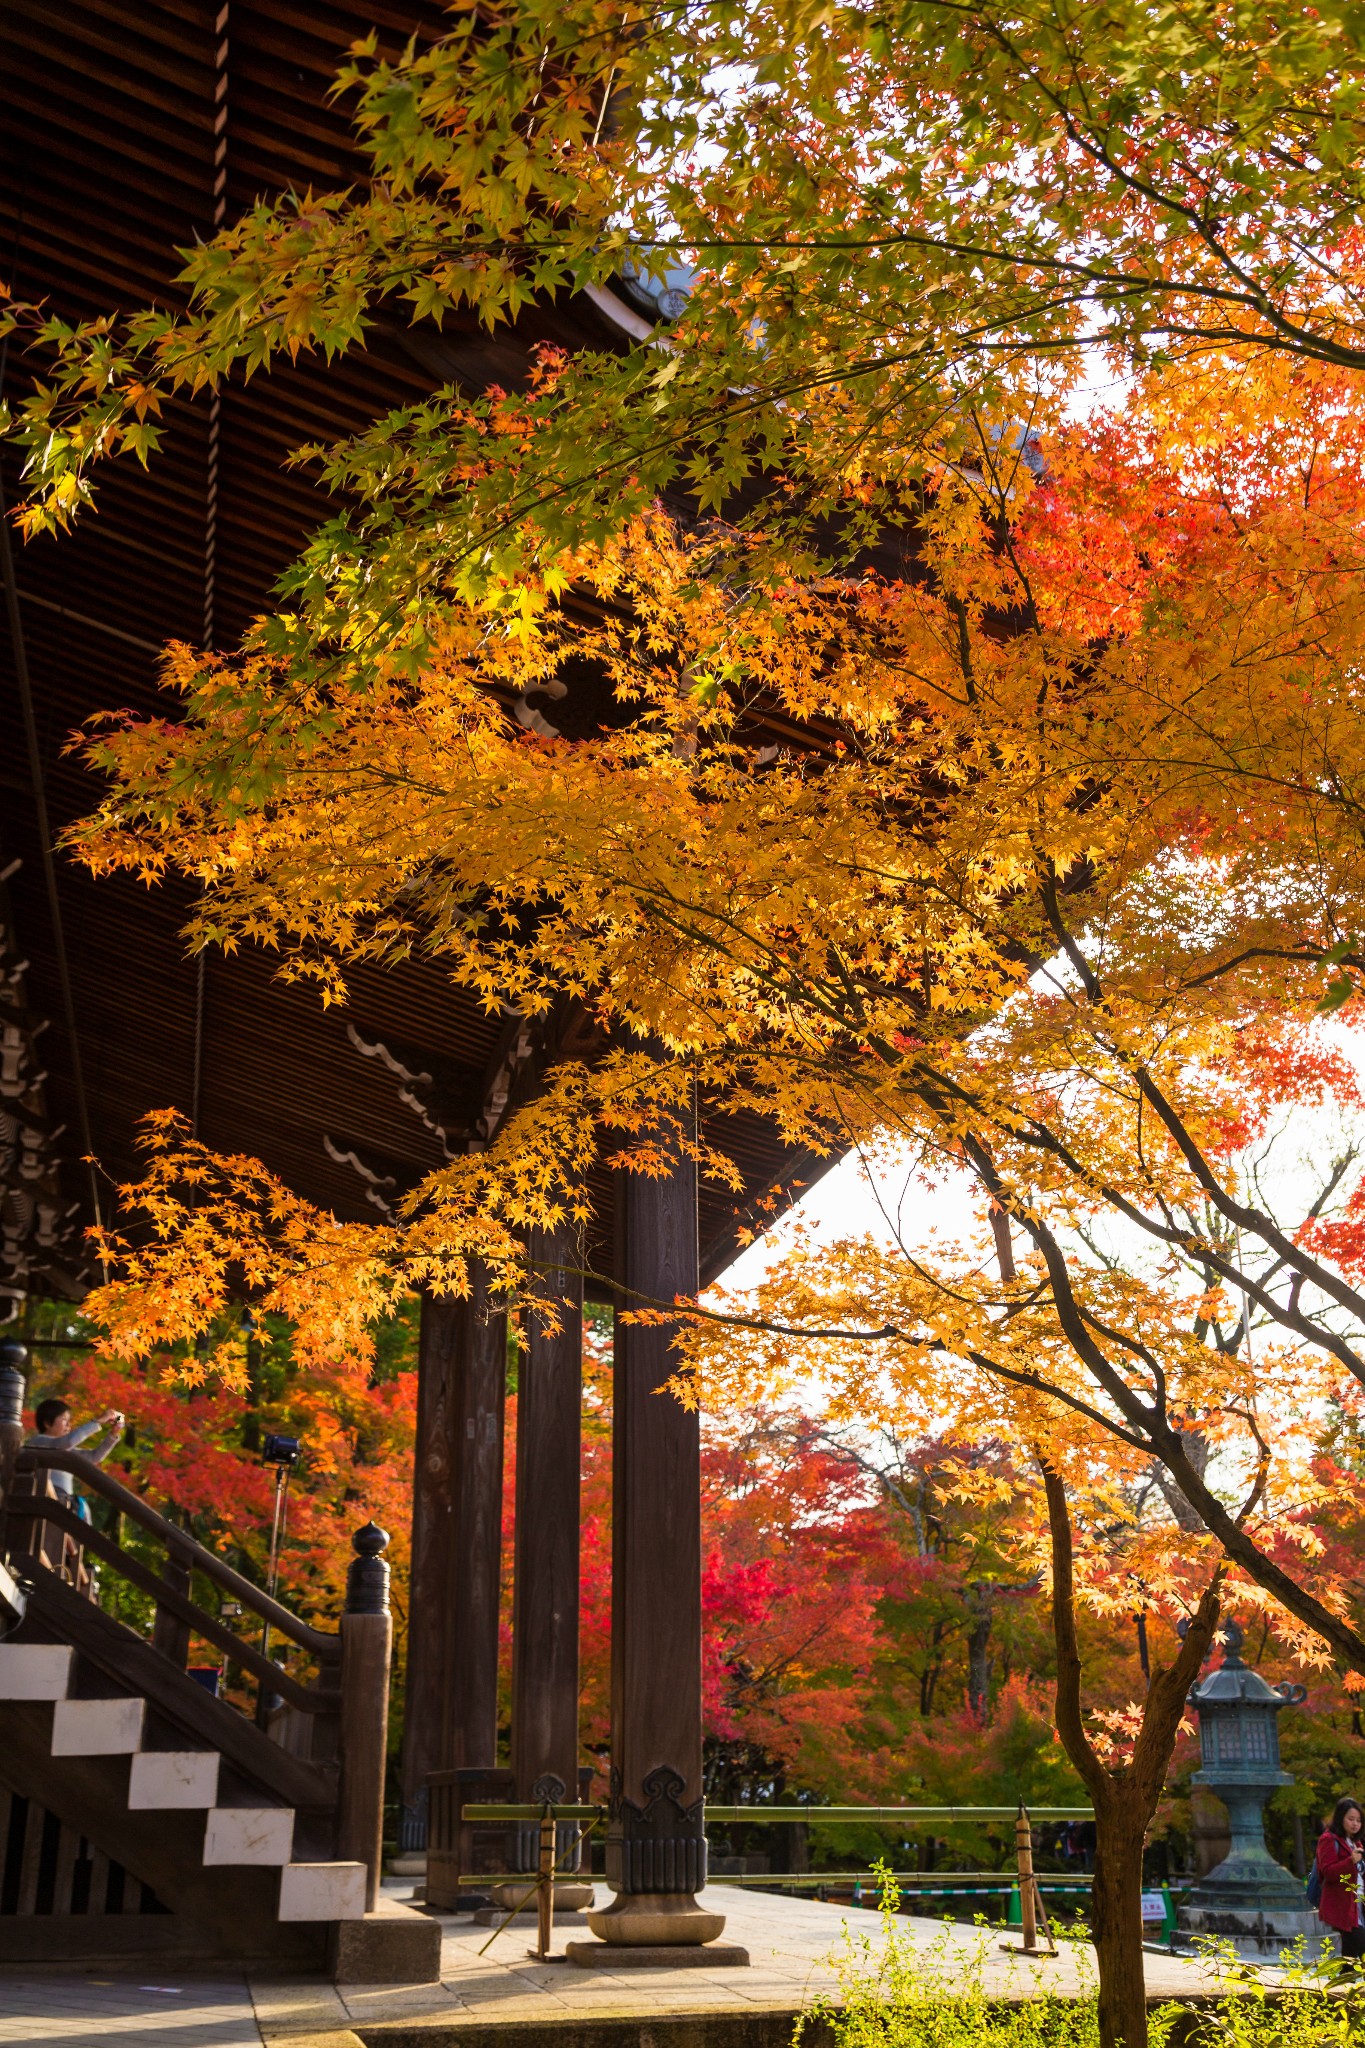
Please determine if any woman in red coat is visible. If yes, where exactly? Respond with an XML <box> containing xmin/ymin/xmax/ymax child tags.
<box><xmin>1316</xmin><ymin>1796</ymin><xmax>1365</xmax><ymax>1958</ymax></box>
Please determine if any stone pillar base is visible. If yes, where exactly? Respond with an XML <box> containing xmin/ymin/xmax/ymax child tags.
<box><xmin>567</xmin><ymin>1939</ymin><xmax>750</xmax><ymax>1968</ymax></box>
<box><xmin>585</xmin><ymin>1891</ymin><xmax>726</xmax><ymax>1946</ymax></box>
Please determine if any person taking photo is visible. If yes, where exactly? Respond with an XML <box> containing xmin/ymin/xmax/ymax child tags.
<box><xmin>1315</xmin><ymin>1796</ymin><xmax>1365</xmax><ymax>1961</ymax></box>
<box><xmin>27</xmin><ymin>1397</ymin><xmax>125</xmax><ymax>1523</ymax></box>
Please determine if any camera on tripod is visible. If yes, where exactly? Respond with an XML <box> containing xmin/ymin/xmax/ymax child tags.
<box><xmin>261</xmin><ymin>1433</ymin><xmax>302</xmax><ymax>1467</ymax></box>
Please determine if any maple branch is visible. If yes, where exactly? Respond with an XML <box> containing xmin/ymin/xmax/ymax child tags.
<box><xmin>938</xmin><ymin>4</ymin><xmax>1365</xmax><ymax>373</ymax></box>
<box><xmin>1130</xmin><ymin>1567</ymin><xmax>1223</xmax><ymax>1810</ymax></box>
<box><xmin>1026</xmin><ymin>1210</ymin><xmax>1365</xmax><ymax>1670</ymax></box>
<box><xmin>904</xmin><ymin>1031</ymin><xmax>1365</xmax><ymax>1392</ymax></box>
<box><xmin>959</xmin><ymin>1346</ymin><xmax>1152</xmax><ymax>1455</ymax></box>
<box><xmin>1042</xmin><ymin>1465</ymin><xmax>1107</xmax><ymax>1801</ymax></box>
<box><xmin>1129</xmin><ymin>1063</ymin><xmax>1365</xmax><ymax>1350</ymax></box>
<box><xmin>1024</xmin><ymin>877</ymin><xmax>1365</xmax><ymax>1353</ymax></box>
<box><xmin>1176</xmin><ymin>947</ymin><xmax>1365</xmax><ymax>992</ymax></box>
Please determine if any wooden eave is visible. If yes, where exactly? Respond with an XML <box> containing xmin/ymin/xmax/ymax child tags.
<box><xmin>0</xmin><ymin>0</ymin><xmax>836</xmax><ymax>1306</ymax></box>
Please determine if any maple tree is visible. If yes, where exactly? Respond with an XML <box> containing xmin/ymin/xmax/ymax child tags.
<box><xmin>52</xmin><ymin>372</ymin><xmax>1365</xmax><ymax>1644</ymax></box>
<box><xmin>7</xmin><ymin>0</ymin><xmax>1365</xmax><ymax>557</ymax></box>
<box><xmin>23</xmin><ymin>376</ymin><xmax>1364</xmax><ymax>2045</ymax></box>
<box><xmin>695</xmin><ymin>1418</ymin><xmax>1090</xmax><ymax>1841</ymax></box>
<box><xmin>17</xmin><ymin>1300</ymin><xmax>418</xmax><ymax>1670</ymax></box>
<box><xmin>7</xmin><ymin>10</ymin><xmax>1365</xmax><ymax>2040</ymax></box>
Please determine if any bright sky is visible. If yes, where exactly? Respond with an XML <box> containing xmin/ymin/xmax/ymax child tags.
<box><xmin>716</xmin><ymin>1140</ymin><xmax>977</xmax><ymax>1295</ymax></box>
<box><xmin>713</xmin><ymin>1023</ymin><xmax>1365</xmax><ymax>1312</ymax></box>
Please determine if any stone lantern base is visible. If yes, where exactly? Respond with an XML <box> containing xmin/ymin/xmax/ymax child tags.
<box><xmin>1176</xmin><ymin>1829</ymin><xmax>1329</xmax><ymax>1965</ymax></box>
<box><xmin>1175</xmin><ymin>1901</ymin><xmax>1330</xmax><ymax>1966</ymax></box>
<box><xmin>1175</xmin><ymin>1748</ymin><xmax>1323</xmax><ymax>1966</ymax></box>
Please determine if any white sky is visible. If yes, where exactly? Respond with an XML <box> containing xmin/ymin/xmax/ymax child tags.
<box><xmin>712</xmin><ymin>1022</ymin><xmax>1365</xmax><ymax>1305</ymax></box>
<box><xmin>715</xmin><ymin>1140</ymin><xmax>977</xmax><ymax>1294</ymax></box>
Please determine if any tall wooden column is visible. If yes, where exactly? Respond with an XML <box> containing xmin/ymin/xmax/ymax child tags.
<box><xmin>510</xmin><ymin>1222</ymin><xmax>583</xmax><ymax>1805</ymax></box>
<box><xmin>446</xmin><ymin>1270</ymin><xmax>508</xmax><ymax>1774</ymax></box>
<box><xmin>400</xmin><ymin>1277</ymin><xmax>507</xmax><ymax>1852</ymax></box>
<box><xmin>586</xmin><ymin>1138</ymin><xmax>726</xmax><ymax>1946</ymax></box>
<box><xmin>399</xmin><ymin>1293</ymin><xmax>459</xmax><ymax>1845</ymax></box>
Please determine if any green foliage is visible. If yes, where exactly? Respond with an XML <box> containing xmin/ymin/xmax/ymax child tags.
<box><xmin>1184</xmin><ymin>1943</ymin><xmax>1365</xmax><ymax>2047</ymax></box>
<box><xmin>798</xmin><ymin>1871</ymin><xmax>1104</xmax><ymax>2048</ymax></box>
<box><xmin>10</xmin><ymin>0</ymin><xmax>1365</xmax><ymax>598</ymax></box>
<box><xmin>14</xmin><ymin>0</ymin><xmax>1365</xmax><ymax>582</ymax></box>
<box><xmin>799</xmin><ymin>1876</ymin><xmax>1365</xmax><ymax>2048</ymax></box>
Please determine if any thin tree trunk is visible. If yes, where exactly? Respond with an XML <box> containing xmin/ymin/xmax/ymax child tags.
<box><xmin>1089</xmin><ymin>1786</ymin><xmax>1150</xmax><ymax>2048</ymax></box>
<box><xmin>966</xmin><ymin>1606</ymin><xmax>992</xmax><ymax>1718</ymax></box>
<box><xmin>1042</xmin><ymin>1465</ymin><xmax>1221</xmax><ymax>2048</ymax></box>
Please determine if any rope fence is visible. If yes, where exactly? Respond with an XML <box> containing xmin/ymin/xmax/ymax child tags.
<box><xmin>457</xmin><ymin>1800</ymin><xmax>1110</xmax><ymax>1961</ymax></box>
<box><xmin>461</xmin><ymin>1803</ymin><xmax>1096</xmax><ymax>1823</ymax></box>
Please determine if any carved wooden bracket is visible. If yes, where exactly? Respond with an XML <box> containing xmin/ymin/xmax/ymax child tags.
<box><xmin>605</xmin><ymin>1765</ymin><xmax>707</xmax><ymax>1895</ymax></box>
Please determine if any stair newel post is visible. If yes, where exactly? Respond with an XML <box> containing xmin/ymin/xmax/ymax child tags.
<box><xmin>338</xmin><ymin>1520</ymin><xmax>392</xmax><ymax>1912</ymax></box>
<box><xmin>0</xmin><ymin>1340</ymin><xmax>27</xmax><ymax>1527</ymax></box>
<box><xmin>152</xmin><ymin>1530</ymin><xmax>194</xmax><ymax>1670</ymax></box>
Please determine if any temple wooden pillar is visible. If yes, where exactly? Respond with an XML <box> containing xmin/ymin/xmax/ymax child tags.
<box><xmin>584</xmin><ymin>1139</ymin><xmax>727</xmax><ymax>1949</ymax></box>
<box><xmin>510</xmin><ymin>1222</ymin><xmax>583</xmax><ymax>1806</ymax></box>
<box><xmin>446</xmin><ymin>1273</ymin><xmax>507</xmax><ymax>1775</ymax></box>
<box><xmin>400</xmin><ymin>1278</ymin><xmax>507</xmax><ymax>1872</ymax></box>
<box><xmin>399</xmin><ymin>1292</ymin><xmax>458</xmax><ymax>1849</ymax></box>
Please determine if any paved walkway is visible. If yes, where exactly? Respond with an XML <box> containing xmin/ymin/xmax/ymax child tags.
<box><xmin>0</xmin><ymin>1887</ymin><xmax>1283</xmax><ymax>2047</ymax></box>
<box><xmin>249</xmin><ymin>1884</ymin><xmax>1240</xmax><ymax>2042</ymax></box>
<box><xmin>0</xmin><ymin>1975</ymin><xmax>261</xmax><ymax>2047</ymax></box>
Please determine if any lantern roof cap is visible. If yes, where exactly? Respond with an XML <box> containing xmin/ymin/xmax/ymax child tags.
<box><xmin>1188</xmin><ymin>1620</ymin><xmax>1307</xmax><ymax>1709</ymax></box>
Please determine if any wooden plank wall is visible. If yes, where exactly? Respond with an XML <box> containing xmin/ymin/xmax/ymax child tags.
<box><xmin>0</xmin><ymin>1784</ymin><xmax>168</xmax><ymax>1918</ymax></box>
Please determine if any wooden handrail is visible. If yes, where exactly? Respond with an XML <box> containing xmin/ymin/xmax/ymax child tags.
<box><xmin>14</xmin><ymin>1446</ymin><xmax>339</xmax><ymax>1661</ymax></box>
<box><xmin>8</xmin><ymin>1499</ymin><xmax>334</xmax><ymax>1715</ymax></box>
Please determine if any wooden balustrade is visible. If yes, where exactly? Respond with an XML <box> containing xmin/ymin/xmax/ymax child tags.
<box><xmin>151</xmin><ymin>1532</ymin><xmax>194</xmax><ymax>1671</ymax></box>
<box><xmin>0</xmin><ymin>1409</ymin><xmax>395</xmax><ymax>1908</ymax></box>
<box><xmin>5</xmin><ymin>1450</ymin><xmax>341</xmax><ymax>1722</ymax></box>
<box><xmin>5</xmin><ymin>1475</ymin><xmax>97</xmax><ymax>1598</ymax></box>
<box><xmin>15</xmin><ymin>1444</ymin><xmax>338</xmax><ymax>1653</ymax></box>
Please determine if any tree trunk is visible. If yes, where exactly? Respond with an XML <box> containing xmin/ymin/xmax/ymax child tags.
<box><xmin>965</xmin><ymin>1594</ymin><xmax>993</xmax><ymax>1718</ymax></box>
<box><xmin>1089</xmin><ymin>1787</ymin><xmax>1151</xmax><ymax>2048</ymax></box>
<box><xmin>1041</xmin><ymin>1464</ymin><xmax>1221</xmax><ymax>2048</ymax></box>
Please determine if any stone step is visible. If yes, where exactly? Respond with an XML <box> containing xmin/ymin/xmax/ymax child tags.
<box><xmin>278</xmin><ymin>1861</ymin><xmax>368</xmax><ymax>1922</ymax></box>
<box><xmin>51</xmin><ymin>1695</ymin><xmax>145</xmax><ymax>1754</ymax></box>
<box><xmin>128</xmin><ymin>1749</ymin><xmax>221</xmax><ymax>1809</ymax></box>
<box><xmin>0</xmin><ymin>1642</ymin><xmax>73</xmax><ymax>1699</ymax></box>
<box><xmin>204</xmin><ymin>1804</ymin><xmax>296</xmax><ymax>1866</ymax></box>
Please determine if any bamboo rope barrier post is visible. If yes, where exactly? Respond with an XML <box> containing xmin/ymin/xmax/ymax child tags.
<box><xmin>1017</xmin><ymin>1803</ymin><xmax>1037</xmax><ymax>1953</ymax></box>
<box><xmin>532</xmin><ymin>1799</ymin><xmax>556</xmax><ymax>1962</ymax></box>
<box><xmin>1001</xmin><ymin>1801</ymin><xmax>1058</xmax><ymax>1957</ymax></box>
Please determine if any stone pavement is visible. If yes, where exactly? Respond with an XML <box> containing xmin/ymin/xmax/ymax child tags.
<box><xmin>0</xmin><ymin>1886</ymin><xmax>1276</xmax><ymax>2048</ymax></box>
<box><xmin>247</xmin><ymin>1883</ymin><xmax>1241</xmax><ymax>2046</ymax></box>
<box><xmin>0</xmin><ymin>1974</ymin><xmax>261</xmax><ymax>2047</ymax></box>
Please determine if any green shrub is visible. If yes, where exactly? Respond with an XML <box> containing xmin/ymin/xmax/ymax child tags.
<box><xmin>795</xmin><ymin>1869</ymin><xmax>1365</xmax><ymax>2048</ymax></box>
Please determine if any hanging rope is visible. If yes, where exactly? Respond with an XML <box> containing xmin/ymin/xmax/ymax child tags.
<box><xmin>0</xmin><ymin>176</ymin><xmax>105</xmax><ymax>1255</ymax></box>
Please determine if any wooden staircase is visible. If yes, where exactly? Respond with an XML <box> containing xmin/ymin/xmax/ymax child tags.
<box><xmin>0</xmin><ymin>1346</ymin><xmax>440</xmax><ymax>1979</ymax></box>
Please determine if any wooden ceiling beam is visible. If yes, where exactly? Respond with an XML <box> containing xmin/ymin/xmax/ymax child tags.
<box><xmin>6</xmin><ymin>8</ymin><xmax>212</xmax><ymax>105</ymax></box>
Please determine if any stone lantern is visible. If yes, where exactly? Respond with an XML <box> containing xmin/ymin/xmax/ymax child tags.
<box><xmin>1177</xmin><ymin>1621</ymin><xmax>1320</xmax><ymax>1961</ymax></box>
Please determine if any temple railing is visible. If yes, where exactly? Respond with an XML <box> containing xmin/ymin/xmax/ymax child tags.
<box><xmin>0</xmin><ymin>1420</ymin><xmax>393</xmax><ymax>1910</ymax></box>
<box><xmin>432</xmin><ymin>1797</ymin><xmax>1100</xmax><ymax>1909</ymax></box>
<box><xmin>426</xmin><ymin>1765</ymin><xmax>596</xmax><ymax>1909</ymax></box>
<box><xmin>446</xmin><ymin>1798</ymin><xmax>1104</xmax><ymax>1959</ymax></box>
<box><xmin>8</xmin><ymin>1447</ymin><xmax>340</xmax><ymax>1721</ymax></box>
